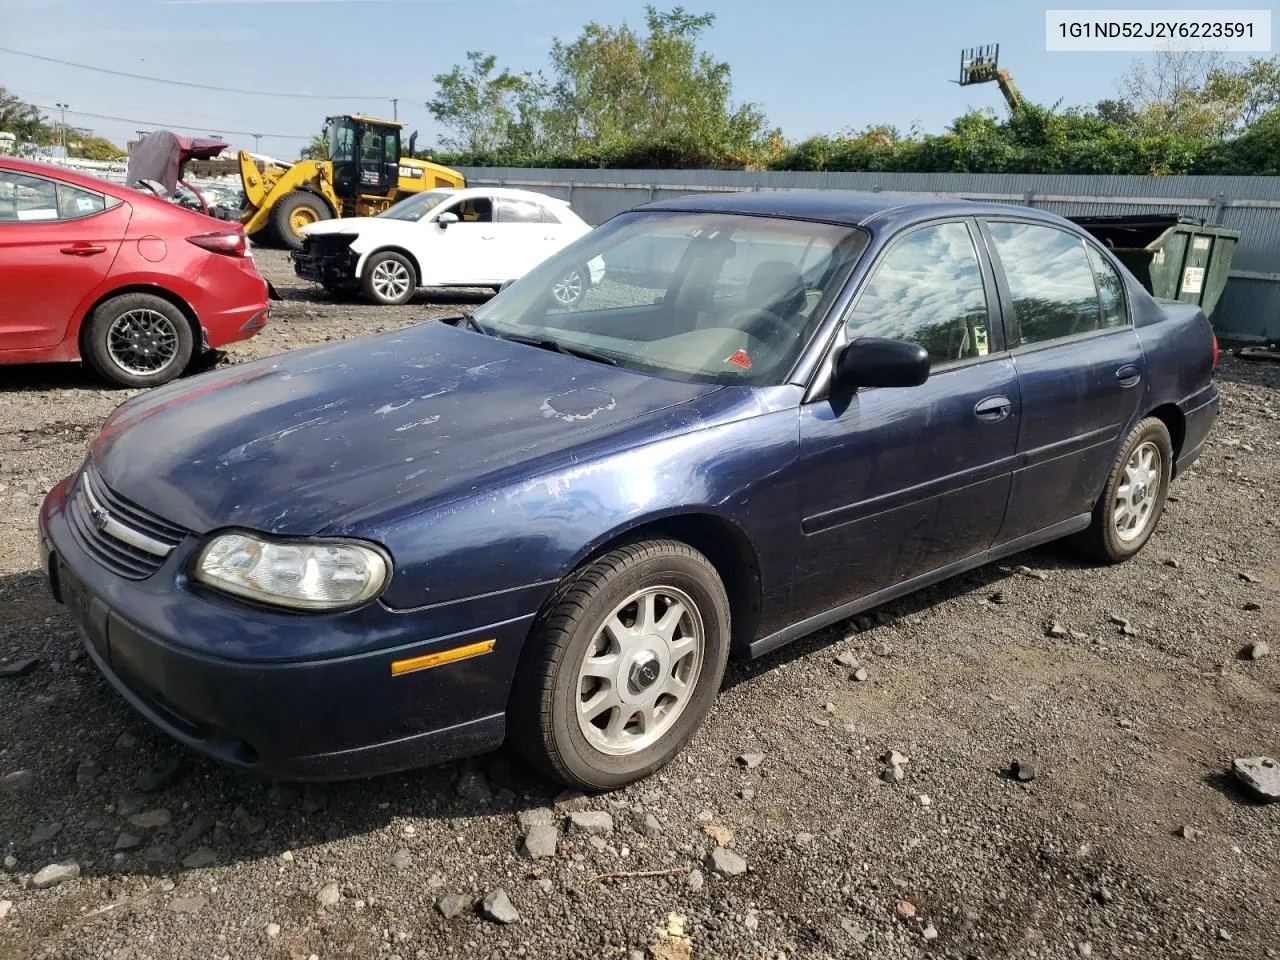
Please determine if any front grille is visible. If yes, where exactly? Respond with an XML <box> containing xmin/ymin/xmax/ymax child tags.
<box><xmin>66</xmin><ymin>465</ymin><xmax>189</xmax><ymax>580</ymax></box>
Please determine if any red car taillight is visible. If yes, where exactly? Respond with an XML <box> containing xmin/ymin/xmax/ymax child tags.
<box><xmin>187</xmin><ymin>231</ymin><xmax>247</xmax><ymax>258</ymax></box>
<box><xmin>1211</xmin><ymin>332</ymin><xmax>1221</xmax><ymax>369</ymax></box>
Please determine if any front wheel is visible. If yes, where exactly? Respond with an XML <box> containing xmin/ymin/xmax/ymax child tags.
<box><xmin>270</xmin><ymin>191</ymin><xmax>329</xmax><ymax>251</ymax></box>
<box><xmin>1076</xmin><ymin>416</ymin><xmax>1173</xmax><ymax>563</ymax></box>
<box><xmin>361</xmin><ymin>251</ymin><xmax>417</xmax><ymax>306</ymax></box>
<box><xmin>508</xmin><ymin>540</ymin><xmax>731</xmax><ymax>790</ymax></box>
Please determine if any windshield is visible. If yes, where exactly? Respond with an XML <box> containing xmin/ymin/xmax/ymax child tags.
<box><xmin>471</xmin><ymin>211</ymin><xmax>868</xmax><ymax>385</ymax></box>
<box><xmin>378</xmin><ymin>190</ymin><xmax>454</xmax><ymax>222</ymax></box>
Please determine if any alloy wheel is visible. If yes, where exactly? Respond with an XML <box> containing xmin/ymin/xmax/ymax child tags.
<box><xmin>1113</xmin><ymin>440</ymin><xmax>1162</xmax><ymax>542</ymax></box>
<box><xmin>107</xmin><ymin>309</ymin><xmax>180</xmax><ymax>376</ymax></box>
<box><xmin>575</xmin><ymin>585</ymin><xmax>705</xmax><ymax>756</ymax></box>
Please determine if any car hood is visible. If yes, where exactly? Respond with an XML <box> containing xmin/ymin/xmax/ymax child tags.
<box><xmin>302</xmin><ymin>216</ymin><xmax>398</xmax><ymax>238</ymax></box>
<box><xmin>91</xmin><ymin>323</ymin><xmax>718</xmax><ymax>536</ymax></box>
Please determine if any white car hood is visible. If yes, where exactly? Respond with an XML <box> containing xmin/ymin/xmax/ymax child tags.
<box><xmin>301</xmin><ymin>217</ymin><xmax>413</xmax><ymax>240</ymax></box>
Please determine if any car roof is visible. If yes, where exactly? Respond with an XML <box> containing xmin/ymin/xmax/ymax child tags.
<box><xmin>0</xmin><ymin>156</ymin><xmax>127</xmax><ymax>196</ymax></box>
<box><xmin>636</xmin><ymin>189</ymin><xmax>1076</xmax><ymax>232</ymax></box>
<box><xmin>439</xmin><ymin>185</ymin><xmax>571</xmax><ymax>206</ymax></box>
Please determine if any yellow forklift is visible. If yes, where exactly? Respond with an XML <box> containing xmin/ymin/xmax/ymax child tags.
<box><xmin>239</xmin><ymin>114</ymin><xmax>465</xmax><ymax>250</ymax></box>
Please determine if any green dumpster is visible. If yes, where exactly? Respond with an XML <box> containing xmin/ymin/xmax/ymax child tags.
<box><xmin>1068</xmin><ymin>214</ymin><xmax>1239</xmax><ymax>322</ymax></box>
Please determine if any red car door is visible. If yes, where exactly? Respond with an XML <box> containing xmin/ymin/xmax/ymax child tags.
<box><xmin>0</xmin><ymin>168</ymin><xmax>129</xmax><ymax>351</ymax></box>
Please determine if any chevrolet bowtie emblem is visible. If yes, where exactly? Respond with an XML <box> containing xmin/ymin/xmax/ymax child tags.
<box><xmin>89</xmin><ymin>502</ymin><xmax>110</xmax><ymax>531</ymax></box>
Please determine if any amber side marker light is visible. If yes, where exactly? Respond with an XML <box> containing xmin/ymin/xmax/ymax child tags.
<box><xmin>391</xmin><ymin>639</ymin><xmax>496</xmax><ymax>676</ymax></box>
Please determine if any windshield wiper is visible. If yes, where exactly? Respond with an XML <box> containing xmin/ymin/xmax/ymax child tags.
<box><xmin>497</xmin><ymin>333</ymin><xmax>618</xmax><ymax>366</ymax></box>
<box><xmin>453</xmin><ymin>310</ymin><xmax>489</xmax><ymax>335</ymax></box>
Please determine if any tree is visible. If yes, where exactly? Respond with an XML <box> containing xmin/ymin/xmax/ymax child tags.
<box><xmin>428</xmin><ymin>51</ymin><xmax>536</xmax><ymax>154</ymax></box>
<box><xmin>541</xmin><ymin>6</ymin><xmax>772</xmax><ymax>164</ymax></box>
<box><xmin>1115</xmin><ymin>50</ymin><xmax>1280</xmax><ymax>140</ymax></box>
<box><xmin>0</xmin><ymin>87</ymin><xmax>51</xmax><ymax>144</ymax></box>
<box><xmin>299</xmin><ymin>131</ymin><xmax>328</xmax><ymax>160</ymax></box>
<box><xmin>71</xmin><ymin>136</ymin><xmax>125</xmax><ymax>161</ymax></box>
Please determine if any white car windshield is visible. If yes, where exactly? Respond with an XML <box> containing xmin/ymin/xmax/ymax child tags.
<box><xmin>469</xmin><ymin>211</ymin><xmax>869</xmax><ymax>386</ymax></box>
<box><xmin>377</xmin><ymin>190</ymin><xmax>453</xmax><ymax>222</ymax></box>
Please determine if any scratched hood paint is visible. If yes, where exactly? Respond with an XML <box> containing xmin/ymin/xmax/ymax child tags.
<box><xmin>92</xmin><ymin>322</ymin><xmax>717</xmax><ymax>535</ymax></box>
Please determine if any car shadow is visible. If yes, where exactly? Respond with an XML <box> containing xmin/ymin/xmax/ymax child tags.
<box><xmin>0</xmin><ymin>542</ymin><xmax>1091</xmax><ymax>879</ymax></box>
<box><xmin>722</xmin><ymin>541</ymin><xmax>1095</xmax><ymax>690</ymax></box>
<box><xmin>279</xmin><ymin>283</ymin><xmax>496</xmax><ymax>308</ymax></box>
<box><xmin>0</xmin><ymin>560</ymin><xmax>561</xmax><ymax>879</ymax></box>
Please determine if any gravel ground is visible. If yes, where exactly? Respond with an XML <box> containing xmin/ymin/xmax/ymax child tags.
<box><xmin>1</xmin><ymin>250</ymin><xmax>1278</xmax><ymax>960</ymax></box>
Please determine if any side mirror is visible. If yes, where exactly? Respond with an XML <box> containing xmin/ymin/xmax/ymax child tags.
<box><xmin>436</xmin><ymin>211</ymin><xmax>459</xmax><ymax>229</ymax></box>
<box><xmin>833</xmin><ymin>337</ymin><xmax>930</xmax><ymax>391</ymax></box>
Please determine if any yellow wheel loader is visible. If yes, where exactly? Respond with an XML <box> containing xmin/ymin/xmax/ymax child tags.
<box><xmin>239</xmin><ymin>115</ymin><xmax>465</xmax><ymax>250</ymax></box>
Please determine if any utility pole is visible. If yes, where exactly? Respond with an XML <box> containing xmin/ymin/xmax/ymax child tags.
<box><xmin>55</xmin><ymin>102</ymin><xmax>69</xmax><ymax>149</ymax></box>
<box><xmin>391</xmin><ymin>98</ymin><xmax>399</xmax><ymax>121</ymax></box>
<box><xmin>252</xmin><ymin>133</ymin><xmax>262</xmax><ymax>152</ymax></box>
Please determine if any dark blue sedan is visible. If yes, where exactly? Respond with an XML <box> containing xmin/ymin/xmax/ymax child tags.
<box><xmin>39</xmin><ymin>191</ymin><xmax>1220</xmax><ymax>788</ymax></box>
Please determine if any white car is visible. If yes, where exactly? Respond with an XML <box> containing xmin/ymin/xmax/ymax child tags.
<box><xmin>292</xmin><ymin>187</ymin><xmax>600</xmax><ymax>306</ymax></box>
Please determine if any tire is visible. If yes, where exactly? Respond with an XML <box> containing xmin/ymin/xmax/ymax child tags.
<box><xmin>361</xmin><ymin>251</ymin><xmax>417</xmax><ymax>306</ymax></box>
<box><xmin>270</xmin><ymin>192</ymin><xmax>330</xmax><ymax>251</ymax></box>
<box><xmin>550</xmin><ymin>264</ymin><xmax>590</xmax><ymax>308</ymax></box>
<box><xmin>83</xmin><ymin>292</ymin><xmax>195</xmax><ymax>388</ymax></box>
<box><xmin>508</xmin><ymin>540</ymin><xmax>731</xmax><ymax>790</ymax></box>
<box><xmin>1076</xmin><ymin>416</ymin><xmax>1174</xmax><ymax>563</ymax></box>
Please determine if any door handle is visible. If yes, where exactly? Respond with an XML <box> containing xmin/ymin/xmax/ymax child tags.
<box><xmin>480</xmin><ymin>235</ymin><xmax>496</xmax><ymax>241</ymax></box>
<box><xmin>1116</xmin><ymin>364</ymin><xmax>1141</xmax><ymax>389</ymax></box>
<box><xmin>60</xmin><ymin>243</ymin><xmax>107</xmax><ymax>256</ymax></box>
<box><xmin>974</xmin><ymin>395</ymin><xmax>1013</xmax><ymax>423</ymax></box>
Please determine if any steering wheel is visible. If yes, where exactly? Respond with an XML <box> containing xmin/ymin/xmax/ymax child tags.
<box><xmin>725</xmin><ymin>307</ymin><xmax>797</xmax><ymax>346</ymax></box>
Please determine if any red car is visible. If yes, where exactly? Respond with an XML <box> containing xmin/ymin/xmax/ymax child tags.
<box><xmin>0</xmin><ymin>157</ymin><xmax>269</xmax><ymax>387</ymax></box>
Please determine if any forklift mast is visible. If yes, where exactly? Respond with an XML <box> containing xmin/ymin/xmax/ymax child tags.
<box><xmin>958</xmin><ymin>44</ymin><xmax>1022</xmax><ymax>112</ymax></box>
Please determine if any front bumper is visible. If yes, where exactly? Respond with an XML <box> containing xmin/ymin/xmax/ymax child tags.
<box><xmin>292</xmin><ymin>241</ymin><xmax>359</xmax><ymax>290</ymax></box>
<box><xmin>39</xmin><ymin>475</ymin><xmax>536</xmax><ymax>781</ymax></box>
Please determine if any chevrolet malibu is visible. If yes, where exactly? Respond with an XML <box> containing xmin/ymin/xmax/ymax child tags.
<box><xmin>39</xmin><ymin>192</ymin><xmax>1219</xmax><ymax>789</ymax></box>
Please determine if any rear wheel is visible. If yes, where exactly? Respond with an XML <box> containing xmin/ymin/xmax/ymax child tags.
<box><xmin>83</xmin><ymin>293</ymin><xmax>194</xmax><ymax>388</ymax></box>
<box><xmin>1076</xmin><ymin>416</ymin><xmax>1173</xmax><ymax>563</ymax></box>
<box><xmin>270</xmin><ymin>192</ymin><xmax>329</xmax><ymax>251</ymax></box>
<box><xmin>508</xmin><ymin>540</ymin><xmax>731</xmax><ymax>789</ymax></box>
<box><xmin>361</xmin><ymin>251</ymin><xmax>417</xmax><ymax>306</ymax></box>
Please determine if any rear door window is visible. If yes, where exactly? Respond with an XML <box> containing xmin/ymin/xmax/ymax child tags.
<box><xmin>496</xmin><ymin>198</ymin><xmax>544</xmax><ymax>223</ymax></box>
<box><xmin>1086</xmin><ymin>244</ymin><xmax>1129</xmax><ymax>328</ymax></box>
<box><xmin>986</xmin><ymin>221</ymin><xmax>1104</xmax><ymax>345</ymax></box>
<box><xmin>0</xmin><ymin>171</ymin><xmax>58</xmax><ymax>222</ymax></box>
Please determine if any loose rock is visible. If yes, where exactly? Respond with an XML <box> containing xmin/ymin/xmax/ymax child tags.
<box><xmin>1176</xmin><ymin>824</ymin><xmax>1205</xmax><ymax>840</ymax></box>
<box><xmin>0</xmin><ymin>657</ymin><xmax>38</xmax><ymax>678</ymax></box>
<box><xmin>114</xmin><ymin>832</ymin><xmax>142</xmax><ymax>851</ymax></box>
<box><xmin>639</xmin><ymin>813</ymin><xmax>662</xmax><ymax>837</ymax></box>
<box><xmin>516</xmin><ymin>808</ymin><xmax>555</xmax><ymax>831</ymax></box>
<box><xmin>265</xmin><ymin>923</ymin><xmax>281</xmax><ymax>938</ymax></box>
<box><xmin>1244</xmin><ymin>640</ymin><xmax>1270</xmax><ymax>660</ymax></box>
<box><xmin>1047</xmin><ymin>621</ymin><xmax>1069</xmax><ymax>638</ymax></box>
<box><xmin>852</xmin><ymin>667</ymin><xmax>870</xmax><ymax>682</ymax></box>
<box><xmin>75</xmin><ymin>760</ymin><xmax>99</xmax><ymax>784</ymax></box>
<box><xmin>1011</xmin><ymin>759</ymin><xmax>1036</xmax><ymax>782</ymax></box>
<box><xmin>834</xmin><ymin>650</ymin><xmax>859</xmax><ymax>668</ymax></box>
<box><xmin>128</xmin><ymin>808</ymin><xmax>171</xmax><ymax>829</ymax></box>
<box><xmin>522</xmin><ymin>824</ymin><xmax>558</xmax><ymax>859</ymax></box>
<box><xmin>895</xmin><ymin>899</ymin><xmax>917</xmax><ymax>920</ymax></box>
<box><xmin>707</xmin><ymin>847</ymin><xmax>748</xmax><ymax>877</ymax></box>
<box><xmin>687</xmin><ymin>869</ymin><xmax>704</xmax><ymax>891</ymax></box>
<box><xmin>168</xmin><ymin>895</ymin><xmax>206</xmax><ymax>914</ymax></box>
<box><xmin>316</xmin><ymin>882</ymin><xmax>341</xmax><ymax>907</ymax></box>
<box><xmin>134</xmin><ymin>757</ymin><xmax>182</xmax><ymax>793</ymax></box>
<box><xmin>1232</xmin><ymin>756</ymin><xmax>1280</xmax><ymax>800</ymax></box>
<box><xmin>29</xmin><ymin>821</ymin><xmax>63</xmax><ymax>843</ymax></box>
<box><xmin>31</xmin><ymin>862</ymin><xmax>79</xmax><ymax>889</ymax></box>
<box><xmin>736</xmin><ymin>751</ymin><xmax>765</xmax><ymax>769</ymax></box>
<box><xmin>181</xmin><ymin>847</ymin><xmax>216</xmax><ymax>869</ymax></box>
<box><xmin>388</xmin><ymin>848</ymin><xmax>411</xmax><ymax>870</ymax></box>
<box><xmin>455</xmin><ymin>769</ymin><xmax>492</xmax><ymax>803</ymax></box>
<box><xmin>436</xmin><ymin>893</ymin><xmax>469</xmax><ymax>919</ymax></box>
<box><xmin>0</xmin><ymin>770</ymin><xmax>33</xmax><ymax>793</ymax></box>
<box><xmin>567</xmin><ymin>811</ymin><xmax>614</xmax><ymax>835</ymax></box>
<box><xmin>481</xmin><ymin>887</ymin><xmax>519</xmax><ymax>924</ymax></box>
<box><xmin>872</xmin><ymin>642</ymin><xmax>892</xmax><ymax>657</ymax></box>
<box><xmin>0</xmin><ymin>900</ymin><xmax>11</xmax><ymax>920</ymax></box>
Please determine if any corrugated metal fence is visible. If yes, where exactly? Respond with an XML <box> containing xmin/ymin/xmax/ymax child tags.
<box><xmin>459</xmin><ymin>167</ymin><xmax>1280</xmax><ymax>342</ymax></box>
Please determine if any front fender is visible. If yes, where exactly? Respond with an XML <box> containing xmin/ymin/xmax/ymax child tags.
<box><xmin>342</xmin><ymin>388</ymin><xmax>803</xmax><ymax>615</ymax></box>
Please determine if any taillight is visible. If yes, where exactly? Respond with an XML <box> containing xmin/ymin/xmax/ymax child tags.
<box><xmin>1211</xmin><ymin>332</ymin><xmax>1221</xmax><ymax>369</ymax></box>
<box><xmin>188</xmin><ymin>231</ymin><xmax>247</xmax><ymax>258</ymax></box>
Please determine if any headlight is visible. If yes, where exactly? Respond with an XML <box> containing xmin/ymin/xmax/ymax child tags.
<box><xmin>194</xmin><ymin>532</ymin><xmax>390</xmax><ymax>611</ymax></box>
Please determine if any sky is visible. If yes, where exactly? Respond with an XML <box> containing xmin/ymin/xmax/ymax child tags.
<box><xmin>0</xmin><ymin>0</ymin><xmax>1269</xmax><ymax>156</ymax></box>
